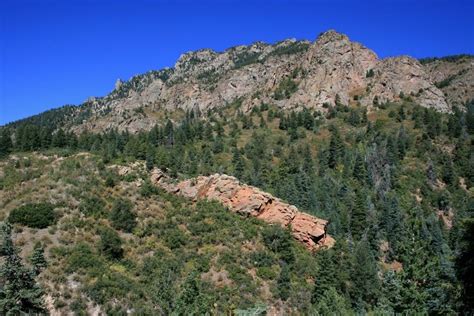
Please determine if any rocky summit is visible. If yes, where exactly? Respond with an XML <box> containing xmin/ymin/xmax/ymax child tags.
<box><xmin>12</xmin><ymin>30</ymin><xmax>472</xmax><ymax>134</ymax></box>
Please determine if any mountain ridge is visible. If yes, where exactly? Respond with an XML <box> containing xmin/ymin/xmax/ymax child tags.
<box><xmin>4</xmin><ymin>30</ymin><xmax>474</xmax><ymax>133</ymax></box>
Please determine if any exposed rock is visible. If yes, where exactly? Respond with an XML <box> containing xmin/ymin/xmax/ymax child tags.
<box><xmin>115</xmin><ymin>79</ymin><xmax>123</xmax><ymax>91</ymax></box>
<box><xmin>43</xmin><ymin>29</ymin><xmax>466</xmax><ymax>134</ymax></box>
<box><xmin>422</xmin><ymin>55</ymin><xmax>474</xmax><ymax>108</ymax></box>
<box><xmin>150</xmin><ymin>169</ymin><xmax>335</xmax><ymax>250</ymax></box>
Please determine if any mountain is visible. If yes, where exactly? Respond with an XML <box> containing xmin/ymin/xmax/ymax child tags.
<box><xmin>1</xmin><ymin>30</ymin><xmax>473</xmax><ymax>315</ymax></box>
<box><xmin>5</xmin><ymin>30</ymin><xmax>473</xmax><ymax>133</ymax></box>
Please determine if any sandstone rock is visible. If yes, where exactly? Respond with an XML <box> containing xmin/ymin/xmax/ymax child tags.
<box><xmin>150</xmin><ymin>169</ymin><xmax>334</xmax><ymax>250</ymax></box>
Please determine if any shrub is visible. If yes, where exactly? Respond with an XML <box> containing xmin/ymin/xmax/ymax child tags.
<box><xmin>105</xmin><ymin>174</ymin><xmax>116</xmax><ymax>187</ymax></box>
<box><xmin>140</xmin><ymin>180</ymin><xmax>158</xmax><ymax>198</ymax></box>
<box><xmin>67</xmin><ymin>243</ymin><xmax>104</xmax><ymax>273</ymax></box>
<box><xmin>267</xmin><ymin>41</ymin><xmax>310</xmax><ymax>58</ymax></box>
<box><xmin>99</xmin><ymin>227</ymin><xmax>123</xmax><ymax>260</ymax></box>
<box><xmin>233</xmin><ymin>51</ymin><xmax>261</xmax><ymax>69</ymax></box>
<box><xmin>109</xmin><ymin>199</ymin><xmax>136</xmax><ymax>233</ymax></box>
<box><xmin>164</xmin><ymin>228</ymin><xmax>188</xmax><ymax>249</ymax></box>
<box><xmin>262</xmin><ymin>225</ymin><xmax>294</xmax><ymax>264</ymax></box>
<box><xmin>8</xmin><ymin>203</ymin><xmax>57</xmax><ymax>228</ymax></box>
<box><xmin>79</xmin><ymin>196</ymin><xmax>106</xmax><ymax>218</ymax></box>
<box><xmin>274</xmin><ymin>78</ymin><xmax>298</xmax><ymax>100</ymax></box>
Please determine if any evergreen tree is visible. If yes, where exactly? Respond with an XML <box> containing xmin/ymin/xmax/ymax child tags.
<box><xmin>29</xmin><ymin>243</ymin><xmax>47</xmax><ymax>275</ymax></box>
<box><xmin>164</xmin><ymin>120</ymin><xmax>174</xmax><ymax>146</ymax></box>
<box><xmin>277</xmin><ymin>264</ymin><xmax>291</xmax><ymax>301</ymax></box>
<box><xmin>351</xmin><ymin>190</ymin><xmax>368</xmax><ymax>240</ymax></box>
<box><xmin>312</xmin><ymin>249</ymin><xmax>337</xmax><ymax>304</ymax></box>
<box><xmin>328</xmin><ymin>128</ymin><xmax>344</xmax><ymax>169</ymax></box>
<box><xmin>313</xmin><ymin>287</ymin><xmax>352</xmax><ymax>315</ymax></box>
<box><xmin>0</xmin><ymin>128</ymin><xmax>13</xmax><ymax>157</ymax></box>
<box><xmin>456</xmin><ymin>206</ymin><xmax>474</xmax><ymax>313</ymax></box>
<box><xmin>466</xmin><ymin>100</ymin><xmax>474</xmax><ymax>135</ymax></box>
<box><xmin>353</xmin><ymin>153</ymin><xmax>367</xmax><ymax>183</ymax></box>
<box><xmin>52</xmin><ymin>128</ymin><xmax>67</xmax><ymax>147</ymax></box>
<box><xmin>382</xmin><ymin>195</ymin><xmax>405</xmax><ymax>259</ymax></box>
<box><xmin>350</xmin><ymin>238</ymin><xmax>380</xmax><ymax>310</ymax></box>
<box><xmin>0</xmin><ymin>223</ymin><xmax>45</xmax><ymax>314</ymax></box>
<box><xmin>378</xmin><ymin>270</ymin><xmax>403</xmax><ymax>314</ymax></box>
<box><xmin>174</xmin><ymin>271</ymin><xmax>210</xmax><ymax>315</ymax></box>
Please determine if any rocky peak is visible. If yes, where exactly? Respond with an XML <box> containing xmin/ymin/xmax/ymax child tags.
<box><xmin>315</xmin><ymin>29</ymin><xmax>350</xmax><ymax>44</ymax></box>
<box><xmin>30</xmin><ymin>29</ymin><xmax>469</xmax><ymax>134</ymax></box>
<box><xmin>114</xmin><ymin>78</ymin><xmax>123</xmax><ymax>90</ymax></box>
<box><xmin>175</xmin><ymin>49</ymin><xmax>219</xmax><ymax>72</ymax></box>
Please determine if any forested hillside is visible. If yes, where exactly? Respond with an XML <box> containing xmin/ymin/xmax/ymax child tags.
<box><xmin>1</xmin><ymin>99</ymin><xmax>473</xmax><ymax>314</ymax></box>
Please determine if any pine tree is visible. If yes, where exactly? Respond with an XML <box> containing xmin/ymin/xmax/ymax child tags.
<box><xmin>351</xmin><ymin>189</ymin><xmax>367</xmax><ymax>240</ymax></box>
<box><xmin>146</xmin><ymin>149</ymin><xmax>155</xmax><ymax>171</ymax></box>
<box><xmin>353</xmin><ymin>153</ymin><xmax>367</xmax><ymax>183</ymax></box>
<box><xmin>442</xmin><ymin>158</ymin><xmax>456</xmax><ymax>186</ymax></box>
<box><xmin>378</xmin><ymin>270</ymin><xmax>402</xmax><ymax>313</ymax></box>
<box><xmin>456</xmin><ymin>210</ymin><xmax>474</xmax><ymax>313</ymax></box>
<box><xmin>52</xmin><ymin>128</ymin><xmax>67</xmax><ymax>147</ymax></box>
<box><xmin>0</xmin><ymin>223</ymin><xmax>45</xmax><ymax>314</ymax></box>
<box><xmin>0</xmin><ymin>128</ymin><xmax>13</xmax><ymax>157</ymax></box>
<box><xmin>350</xmin><ymin>238</ymin><xmax>380</xmax><ymax>310</ymax></box>
<box><xmin>164</xmin><ymin>120</ymin><xmax>174</xmax><ymax>146</ymax></box>
<box><xmin>382</xmin><ymin>195</ymin><xmax>405</xmax><ymax>259</ymax></box>
<box><xmin>312</xmin><ymin>249</ymin><xmax>337</xmax><ymax>304</ymax></box>
<box><xmin>313</xmin><ymin>287</ymin><xmax>352</xmax><ymax>315</ymax></box>
<box><xmin>328</xmin><ymin>128</ymin><xmax>344</xmax><ymax>169</ymax></box>
<box><xmin>465</xmin><ymin>100</ymin><xmax>474</xmax><ymax>135</ymax></box>
<box><xmin>30</xmin><ymin>243</ymin><xmax>47</xmax><ymax>275</ymax></box>
<box><xmin>109</xmin><ymin>199</ymin><xmax>136</xmax><ymax>233</ymax></box>
<box><xmin>277</xmin><ymin>264</ymin><xmax>291</xmax><ymax>300</ymax></box>
<box><xmin>397</xmin><ymin>126</ymin><xmax>408</xmax><ymax>160</ymax></box>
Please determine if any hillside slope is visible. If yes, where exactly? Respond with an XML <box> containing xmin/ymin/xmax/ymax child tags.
<box><xmin>1</xmin><ymin>98</ymin><xmax>473</xmax><ymax>314</ymax></box>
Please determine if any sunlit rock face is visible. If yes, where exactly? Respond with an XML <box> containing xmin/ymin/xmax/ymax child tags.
<box><xmin>62</xmin><ymin>29</ymin><xmax>461</xmax><ymax>134</ymax></box>
<box><xmin>151</xmin><ymin>169</ymin><xmax>335</xmax><ymax>251</ymax></box>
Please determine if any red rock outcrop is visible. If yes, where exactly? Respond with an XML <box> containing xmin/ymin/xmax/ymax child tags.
<box><xmin>151</xmin><ymin>169</ymin><xmax>335</xmax><ymax>250</ymax></box>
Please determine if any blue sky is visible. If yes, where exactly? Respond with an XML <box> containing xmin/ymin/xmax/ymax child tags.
<box><xmin>1</xmin><ymin>0</ymin><xmax>473</xmax><ymax>125</ymax></box>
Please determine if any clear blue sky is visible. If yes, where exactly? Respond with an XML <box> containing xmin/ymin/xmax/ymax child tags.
<box><xmin>1</xmin><ymin>0</ymin><xmax>473</xmax><ymax>125</ymax></box>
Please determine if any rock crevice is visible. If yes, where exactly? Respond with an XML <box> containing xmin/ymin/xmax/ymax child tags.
<box><xmin>151</xmin><ymin>169</ymin><xmax>335</xmax><ymax>250</ymax></box>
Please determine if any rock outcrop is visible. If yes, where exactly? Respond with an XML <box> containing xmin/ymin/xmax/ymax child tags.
<box><xmin>15</xmin><ymin>30</ymin><xmax>472</xmax><ymax>133</ymax></box>
<box><xmin>150</xmin><ymin>169</ymin><xmax>335</xmax><ymax>250</ymax></box>
<box><xmin>422</xmin><ymin>55</ymin><xmax>474</xmax><ymax>108</ymax></box>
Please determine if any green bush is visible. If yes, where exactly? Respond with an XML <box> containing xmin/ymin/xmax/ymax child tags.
<box><xmin>262</xmin><ymin>225</ymin><xmax>294</xmax><ymax>264</ymax></box>
<box><xmin>109</xmin><ymin>199</ymin><xmax>136</xmax><ymax>233</ymax></box>
<box><xmin>8</xmin><ymin>203</ymin><xmax>57</xmax><ymax>228</ymax></box>
<box><xmin>274</xmin><ymin>78</ymin><xmax>298</xmax><ymax>100</ymax></box>
<box><xmin>67</xmin><ymin>243</ymin><xmax>104</xmax><ymax>274</ymax></box>
<box><xmin>99</xmin><ymin>227</ymin><xmax>123</xmax><ymax>260</ymax></box>
<box><xmin>104</xmin><ymin>174</ymin><xmax>116</xmax><ymax>187</ymax></box>
<box><xmin>164</xmin><ymin>228</ymin><xmax>188</xmax><ymax>249</ymax></box>
<box><xmin>256</xmin><ymin>266</ymin><xmax>278</xmax><ymax>280</ymax></box>
<box><xmin>79</xmin><ymin>196</ymin><xmax>106</xmax><ymax>218</ymax></box>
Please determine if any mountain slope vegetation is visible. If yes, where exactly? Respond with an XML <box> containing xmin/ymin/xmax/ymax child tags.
<box><xmin>1</xmin><ymin>97</ymin><xmax>473</xmax><ymax>314</ymax></box>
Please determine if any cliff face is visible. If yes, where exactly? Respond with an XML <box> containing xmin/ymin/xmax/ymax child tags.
<box><xmin>422</xmin><ymin>55</ymin><xmax>474</xmax><ymax>107</ymax></box>
<box><xmin>10</xmin><ymin>30</ymin><xmax>471</xmax><ymax>133</ymax></box>
<box><xmin>45</xmin><ymin>29</ymin><xmax>466</xmax><ymax>133</ymax></box>
<box><xmin>150</xmin><ymin>169</ymin><xmax>335</xmax><ymax>251</ymax></box>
